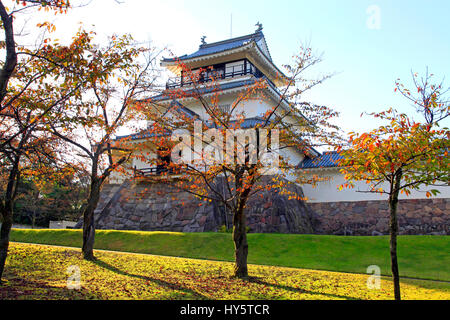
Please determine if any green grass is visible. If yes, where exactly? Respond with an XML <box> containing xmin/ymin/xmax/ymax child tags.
<box><xmin>2</xmin><ymin>242</ymin><xmax>449</xmax><ymax>300</ymax></box>
<box><xmin>10</xmin><ymin>229</ymin><xmax>450</xmax><ymax>281</ymax></box>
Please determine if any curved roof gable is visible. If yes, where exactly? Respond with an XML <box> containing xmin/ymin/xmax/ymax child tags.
<box><xmin>162</xmin><ymin>31</ymin><xmax>269</xmax><ymax>63</ymax></box>
<box><xmin>161</xmin><ymin>30</ymin><xmax>288</xmax><ymax>87</ymax></box>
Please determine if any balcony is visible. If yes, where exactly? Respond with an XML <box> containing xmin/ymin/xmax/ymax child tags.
<box><xmin>133</xmin><ymin>164</ymin><xmax>185</xmax><ymax>177</ymax></box>
<box><xmin>165</xmin><ymin>61</ymin><xmax>264</xmax><ymax>90</ymax></box>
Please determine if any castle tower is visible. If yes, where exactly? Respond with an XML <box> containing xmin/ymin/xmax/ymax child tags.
<box><xmin>95</xmin><ymin>26</ymin><xmax>320</xmax><ymax>233</ymax></box>
<box><xmin>109</xmin><ymin>24</ymin><xmax>320</xmax><ymax>180</ymax></box>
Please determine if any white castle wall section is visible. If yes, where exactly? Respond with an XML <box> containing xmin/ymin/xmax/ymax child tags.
<box><xmin>301</xmin><ymin>168</ymin><xmax>450</xmax><ymax>203</ymax></box>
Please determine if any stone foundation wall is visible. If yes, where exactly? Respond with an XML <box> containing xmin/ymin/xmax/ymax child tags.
<box><xmin>87</xmin><ymin>178</ymin><xmax>318</xmax><ymax>234</ymax></box>
<box><xmin>81</xmin><ymin>179</ymin><xmax>449</xmax><ymax>235</ymax></box>
<box><xmin>309</xmin><ymin>198</ymin><xmax>450</xmax><ymax>235</ymax></box>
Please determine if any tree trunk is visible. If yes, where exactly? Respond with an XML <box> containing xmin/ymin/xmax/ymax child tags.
<box><xmin>0</xmin><ymin>2</ymin><xmax>18</xmax><ymax>104</ymax></box>
<box><xmin>389</xmin><ymin>170</ymin><xmax>402</xmax><ymax>300</ymax></box>
<box><xmin>0</xmin><ymin>4</ymin><xmax>18</xmax><ymax>284</ymax></box>
<box><xmin>82</xmin><ymin>179</ymin><xmax>101</xmax><ymax>260</ymax></box>
<box><xmin>232</xmin><ymin>206</ymin><xmax>248</xmax><ymax>278</ymax></box>
<box><xmin>31</xmin><ymin>210</ymin><xmax>36</xmax><ymax>229</ymax></box>
<box><xmin>0</xmin><ymin>161</ymin><xmax>19</xmax><ymax>284</ymax></box>
<box><xmin>0</xmin><ymin>205</ymin><xmax>13</xmax><ymax>284</ymax></box>
<box><xmin>32</xmin><ymin>190</ymin><xmax>39</xmax><ymax>229</ymax></box>
<box><xmin>81</xmin><ymin>151</ymin><xmax>122</xmax><ymax>260</ymax></box>
<box><xmin>231</xmin><ymin>167</ymin><xmax>255</xmax><ymax>279</ymax></box>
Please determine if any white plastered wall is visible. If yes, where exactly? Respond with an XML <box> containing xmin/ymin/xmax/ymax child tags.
<box><xmin>108</xmin><ymin>141</ymin><xmax>157</xmax><ymax>184</ymax></box>
<box><xmin>300</xmin><ymin>167</ymin><xmax>450</xmax><ymax>203</ymax></box>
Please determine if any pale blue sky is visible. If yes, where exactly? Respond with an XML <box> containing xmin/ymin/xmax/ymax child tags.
<box><xmin>32</xmin><ymin>0</ymin><xmax>450</xmax><ymax>134</ymax></box>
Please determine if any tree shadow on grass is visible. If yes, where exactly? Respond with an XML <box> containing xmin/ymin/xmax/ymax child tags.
<box><xmin>92</xmin><ymin>259</ymin><xmax>209</xmax><ymax>300</ymax></box>
<box><xmin>246</xmin><ymin>276</ymin><xmax>360</xmax><ymax>300</ymax></box>
<box><xmin>0</xmin><ymin>274</ymin><xmax>92</xmax><ymax>300</ymax></box>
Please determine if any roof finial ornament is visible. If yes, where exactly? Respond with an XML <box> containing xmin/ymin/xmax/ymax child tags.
<box><xmin>200</xmin><ymin>35</ymin><xmax>207</xmax><ymax>45</ymax></box>
<box><xmin>255</xmin><ymin>22</ymin><xmax>263</xmax><ymax>32</ymax></box>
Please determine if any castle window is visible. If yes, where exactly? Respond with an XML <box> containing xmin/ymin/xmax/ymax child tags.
<box><xmin>156</xmin><ymin>147</ymin><xmax>171</xmax><ymax>174</ymax></box>
<box><xmin>225</xmin><ymin>61</ymin><xmax>245</xmax><ymax>77</ymax></box>
<box><xmin>219</xmin><ymin>104</ymin><xmax>231</xmax><ymax>114</ymax></box>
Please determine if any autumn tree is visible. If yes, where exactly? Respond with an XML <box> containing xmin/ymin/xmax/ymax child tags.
<box><xmin>395</xmin><ymin>69</ymin><xmax>449</xmax><ymax>127</ymax></box>
<box><xmin>137</xmin><ymin>44</ymin><xmax>340</xmax><ymax>278</ymax></box>
<box><xmin>0</xmin><ymin>0</ymin><xmax>70</xmax><ymax>102</ymax></box>
<box><xmin>0</xmin><ymin>0</ymin><xmax>95</xmax><ymax>283</ymax></box>
<box><xmin>338</xmin><ymin>80</ymin><xmax>449</xmax><ymax>299</ymax></box>
<box><xmin>48</xmin><ymin>33</ymin><xmax>160</xmax><ymax>260</ymax></box>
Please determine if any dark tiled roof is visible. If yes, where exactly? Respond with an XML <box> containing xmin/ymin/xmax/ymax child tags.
<box><xmin>234</xmin><ymin>117</ymin><xmax>266</xmax><ymax>129</ymax></box>
<box><xmin>205</xmin><ymin>117</ymin><xmax>268</xmax><ymax>129</ymax></box>
<box><xmin>115</xmin><ymin>117</ymin><xmax>267</xmax><ymax>141</ymax></box>
<box><xmin>152</xmin><ymin>79</ymin><xmax>258</xmax><ymax>102</ymax></box>
<box><xmin>162</xmin><ymin>32</ymin><xmax>266</xmax><ymax>63</ymax></box>
<box><xmin>298</xmin><ymin>151</ymin><xmax>343</xmax><ymax>169</ymax></box>
<box><xmin>171</xmin><ymin>100</ymin><xmax>199</xmax><ymax>119</ymax></box>
<box><xmin>115</xmin><ymin>128</ymin><xmax>171</xmax><ymax>141</ymax></box>
<box><xmin>114</xmin><ymin>102</ymin><xmax>201</xmax><ymax>141</ymax></box>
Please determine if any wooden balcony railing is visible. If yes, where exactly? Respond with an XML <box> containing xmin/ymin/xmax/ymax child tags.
<box><xmin>166</xmin><ymin>62</ymin><xmax>263</xmax><ymax>89</ymax></box>
<box><xmin>134</xmin><ymin>166</ymin><xmax>173</xmax><ymax>177</ymax></box>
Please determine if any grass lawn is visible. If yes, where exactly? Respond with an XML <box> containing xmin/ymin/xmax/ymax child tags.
<box><xmin>10</xmin><ymin>229</ymin><xmax>450</xmax><ymax>281</ymax></box>
<box><xmin>1</xmin><ymin>242</ymin><xmax>449</xmax><ymax>300</ymax></box>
